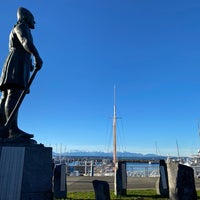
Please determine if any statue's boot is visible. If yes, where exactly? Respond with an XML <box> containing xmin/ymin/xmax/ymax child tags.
<box><xmin>9</xmin><ymin>128</ymin><xmax>34</xmax><ymax>139</ymax></box>
<box><xmin>8</xmin><ymin>113</ymin><xmax>34</xmax><ymax>139</ymax></box>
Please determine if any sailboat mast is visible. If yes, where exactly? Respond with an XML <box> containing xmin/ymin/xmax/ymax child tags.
<box><xmin>113</xmin><ymin>86</ymin><xmax>117</xmax><ymax>165</ymax></box>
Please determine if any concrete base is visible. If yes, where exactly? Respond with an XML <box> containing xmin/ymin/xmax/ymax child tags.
<box><xmin>0</xmin><ymin>145</ymin><xmax>52</xmax><ymax>200</ymax></box>
<box><xmin>156</xmin><ymin>160</ymin><xmax>169</xmax><ymax>197</ymax></box>
<box><xmin>116</xmin><ymin>161</ymin><xmax>127</xmax><ymax>196</ymax></box>
<box><xmin>167</xmin><ymin>159</ymin><xmax>197</xmax><ymax>200</ymax></box>
<box><xmin>53</xmin><ymin>164</ymin><xmax>67</xmax><ymax>199</ymax></box>
<box><xmin>93</xmin><ymin>180</ymin><xmax>111</xmax><ymax>200</ymax></box>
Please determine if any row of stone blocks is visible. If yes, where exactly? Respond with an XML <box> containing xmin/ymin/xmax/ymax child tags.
<box><xmin>0</xmin><ymin>145</ymin><xmax>52</xmax><ymax>200</ymax></box>
<box><xmin>157</xmin><ymin>159</ymin><xmax>197</xmax><ymax>200</ymax></box>
<box><xmin>0</xmin><ymin>145</ymin><xmax>197</xmax><ymax>200</ymax></box>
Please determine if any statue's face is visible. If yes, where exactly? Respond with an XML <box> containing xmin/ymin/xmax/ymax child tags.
<box><xmin>27</xmin><ymin>15</ymin><xmax>35</xmax><ymax>29</ymax></box>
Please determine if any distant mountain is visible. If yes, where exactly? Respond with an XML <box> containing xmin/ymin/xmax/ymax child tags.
<box><xmin>53</xmin><ymin>150</ymin><xmax>162</xmax><ymax>158</ymax></box>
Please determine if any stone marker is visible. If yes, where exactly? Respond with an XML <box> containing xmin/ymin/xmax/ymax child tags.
<box><xmin>116</xmin><ymin>161</ymin><xmax>127</xmax><ymax>196</ymax></box>
<box><xmin>53</xmin><ymin>164</ymin><xmax>67</xmax><ymax>199</ymax></box>
<box><xmin>93</xmin><ymin>180</ymin><xmax>111</xmax><ymax>200</ymax></box>
<box><xmin>0</xmin><ymin>145</ymin><xmax>52</xmax><ymax>200</ymax></box>
<box><xmin>156</xmin><ymin>159</ymin><xmax>169</xmax><ymax>197</ymax></box>
<box><xmin>167</xmin><ymin>159</ymin><xmax>197</xmax><ymax>200</ymax></box>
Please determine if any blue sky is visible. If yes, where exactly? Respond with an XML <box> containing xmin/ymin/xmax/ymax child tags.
<box><xmin>1</xmin><ymin>1</ymin><xmax>200</xmax><ymax>156</ymax></box>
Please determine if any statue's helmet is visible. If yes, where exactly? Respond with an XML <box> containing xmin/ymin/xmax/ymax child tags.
<box><xmin>17</xmin><ymin>7</ymin><xmax>35</xmax><ymax>28</ymax></box>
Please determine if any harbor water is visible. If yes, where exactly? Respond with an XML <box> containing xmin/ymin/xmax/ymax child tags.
<box><xmin>55</xmin><ymin>156</ymin><xmax>200</xmax><ymax>178</ymax></box>
<box><xmin>126</xmin><ymin>162</ymin><xmax>159</xmax><ymax>177</ymax></box>
<box><xmin>66</xmin><ymin>160</ymin><xmax>160</xmax><ymax>177</ymax></box>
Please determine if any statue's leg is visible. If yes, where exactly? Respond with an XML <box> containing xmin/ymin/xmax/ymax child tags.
<box><xmin>0</xmin><ymin>91</ymin><xmax>7</xmax><ymax>127</ymax></box>
<box><xmin>5</xmin><ymin>88</ymin><xmax>33</xmax><ymax>138</ymax></box>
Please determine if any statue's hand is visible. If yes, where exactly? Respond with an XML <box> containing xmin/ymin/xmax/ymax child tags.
<box><xmin>35</xmin><ymin>56</ymin><xmax>43</xmax><ymax>70</ymax></box>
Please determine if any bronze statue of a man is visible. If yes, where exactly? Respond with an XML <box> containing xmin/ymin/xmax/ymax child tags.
<box><xmin>0</xmin><ymin>7</ymin><xmax>43</xmax><ymax>139</ymax></box>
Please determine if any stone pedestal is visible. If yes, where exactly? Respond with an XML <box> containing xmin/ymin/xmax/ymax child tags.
<box><xmin>0</xmin><ymin>145</ymin><xmax>52</xmax><ymax>200</ymax></box>
<box><xmin>156</xmin><ymin>159</ymin><xmax>169</xmax><ymax>197</ymax></box>
<box><xmin>93</xmin><ymin>180</ymin><xmax>111</xmax><ymax>200</ymax></box>
<box><xmin>53</xmin><ymin>164</ymin><xmax>67</xmax><ymax>199</ymax></box>
<box><xmin>116</xmin><ymin>161</ymin><xmax>127</xmax><ymax>196</ymax></box>
<box><xmin>167</xmin><ymin>159</ymin><xmax>197</xmax><ymax>200</ymax></box>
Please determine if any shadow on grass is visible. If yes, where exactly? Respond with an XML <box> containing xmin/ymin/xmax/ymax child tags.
<box><xmin>112</xmin><ymin>190</ymin><xmax>168</xmax><ymax>199</ymax></box>
<box><xmin>124</xmin><ymin>194</ymin><xmax>200</xmax><ymax>200</ymax></box>
<box><xmin>112</xmin><ymin>194</ymin><xmax>168</xmax><ymax>200</ymax></box>
<box><xmin>125</xmin><ymin>194</ymin><xmax>167</xmax><ymax>198</ymax></box>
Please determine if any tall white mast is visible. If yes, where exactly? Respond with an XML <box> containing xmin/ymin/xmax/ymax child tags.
<box><xmin>113</xmin><ymin>86</ymin><xmax>118</xmax><ymax>195</ymax></box>
<box><xmin>113</xmin><ymin>85</ymin><xmax>117</xmax><ymax>165</ymax></box>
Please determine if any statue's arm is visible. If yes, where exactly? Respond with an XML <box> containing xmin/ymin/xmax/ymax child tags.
<box><xmin>14</xmin><ymin>24</ymin><xmax>43</xmax><ymax>69</ymax></box>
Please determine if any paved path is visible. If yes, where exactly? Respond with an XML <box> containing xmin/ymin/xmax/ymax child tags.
<box><xmin>67</xmin><ymin>176</ymin><xmax>200</xmax><ymax>192</ymax></box>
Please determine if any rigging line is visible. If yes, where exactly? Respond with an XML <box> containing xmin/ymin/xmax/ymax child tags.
<box><xmin>104</xmin><ymin>118</ymin><xmax>113</xmax><ymax>153</ymax></box>
<box><xmin>107</xmin><ymin>125</ymin><xmax>113</xmax><ymax>153</ymax></box>
<box><xmin>115</xmin><ymin>104</ymin><xmax>127</xmax><ymax>153</ymax></box>
<box><xmin>103</xmin><ymin>117</ymin><xmax>110</xmax><ymax>152</ymax></box>
<box><xmin>116</xmin><ymin>121</ymin><xmax>125</xmax><ymax>153</ymax></box>
<box><xmin>118</xmin><ymin>118</ymin><xmax>127</xmax><ymax>152</ymax></box>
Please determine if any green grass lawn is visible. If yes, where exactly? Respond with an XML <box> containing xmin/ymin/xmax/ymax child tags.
<box><xmin>55</xmin><ymin>190</ymin><xmax>200</xmax><ymax>199</ymax></box>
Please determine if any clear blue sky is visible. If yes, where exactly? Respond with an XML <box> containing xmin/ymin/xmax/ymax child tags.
<box><xmin>0</xmin><ymin>0</ymin><xmax>200</xmax><ymax>156</ymax></box>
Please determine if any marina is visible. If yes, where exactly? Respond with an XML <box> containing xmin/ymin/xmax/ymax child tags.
<box><xmin>53</xmin><ymin>88</ymin><xmax>162</xmax><ymax>178</ymax></box>
<box><xmin>53</xmin><ymin>155</ymin><xmax>200</xmax><ymax>179</ymax></box>
<box><xmin>54</xmin><ymin>156</ymin><xmax>160</xmax><ymax>177</ymax></box>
